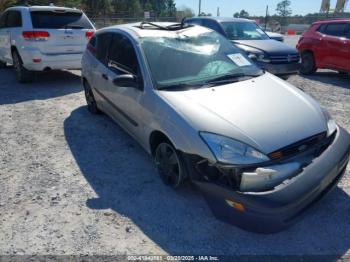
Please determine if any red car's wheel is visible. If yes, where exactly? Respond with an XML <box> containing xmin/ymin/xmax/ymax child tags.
<box><xmin>300</xmin><ymin>52</ymin><xmax>317</xmax><ymax>75</ymax></box>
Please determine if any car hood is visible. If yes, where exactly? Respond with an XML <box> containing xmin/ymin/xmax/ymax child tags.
<box><xmin>233</xmin><ymin>39</ymin><xmax>296</xmax><ymax>55</ymax></box>
<box><xmin>159</xmin><ymin>73</ymin><xmax>327</xmax><ymax>154</ymax></box>
<box><xmin>266</xmin><ymin>32</ymin><xmax>283</xmax><ymax>38</ymax></box>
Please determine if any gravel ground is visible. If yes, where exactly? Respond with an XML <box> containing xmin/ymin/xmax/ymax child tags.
<box><xmin>0</xmin><ymin>39</ymin><xmax>350</xmax><ymax>258</ymax></box>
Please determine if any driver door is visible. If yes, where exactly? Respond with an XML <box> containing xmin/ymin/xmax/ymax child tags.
<box><xmin>104</xmin><ymin>32</ymin><xmax>144</xmax><ymax>140</ymax></box>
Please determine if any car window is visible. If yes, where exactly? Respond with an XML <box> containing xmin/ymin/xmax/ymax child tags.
<box><xmin>87</xmin><ymin>35</ymin><xmax>97</xmax><ymax>55</ymax></box>
<box><xmin>30</xmin><ymin>11</ymin><xmax>93</xmax><ymax>29</ymax></box>
<box><xmin>317</xmin><ymin>24</ymin><xmax>327</xmax><ymax>33</ymax></box>
<box><xmin>324</xmin><ymin>23</ymin><xmax>347</xmax><ymax>37</ymax></box>
<box><xmin>141</xmin><ymin>28</ymin><xmax>262</xmax><ymax>89</ymax></box>
<box><xmin>108</xmin><ymin>33</ymin><xmax>139</xmax><ymax>75</ymax></box>
<box><xmin>346</xmin><ymin>24</ymin><xmax>350</xmax><ymax>39</ymax></box>
<box><xmin>0</xmin><ymin>12</ymin><xmax>8</xmax><ymax>28</ymax></box>
<box><xmin>221</xmin><ymin>21</ymin><xmax>270</xmax><ymax>40</ymax></box>
<box><xmin>186</xmin><ymin>19</ymin><xmax>202</xmax><ymax>26</ymax></box>
<box><xmin>6</xmin><ymin>11</ymin><xmax>22</xmax><ymax>28</ymax></box>
<box><xmin>96</xmin><ymin>33</ymin><xmax>113</xmax><ymax>65</ymax></box>
<box><xmin>202</xmin><ymin>20</ymin><xmax>223</xmax><ymax>34</ymax></box>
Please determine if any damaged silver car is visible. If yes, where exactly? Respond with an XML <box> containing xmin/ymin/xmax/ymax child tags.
<box><xmin>81</xmin><ymin>22</ymin><xmax>350</xmax><ymax>233</ymax></box>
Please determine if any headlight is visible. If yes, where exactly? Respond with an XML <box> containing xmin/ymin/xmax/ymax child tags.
<box><xmin>200</xmin><ymin>132</ymin><xmax>270</xmax><ymax>165</ymax></box>
<box><xmin>247</xmin><ymin>52</ymin><xmax>270</xmax><ymax>63</ymax></box>
<box><xmin>322</xmin><ymin>107</ymin><xmax>337</xmax><ymax>137</ymax></box>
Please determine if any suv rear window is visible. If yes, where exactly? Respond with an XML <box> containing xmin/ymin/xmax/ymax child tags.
<box><xmin>30</xmin><ymin>11</ymin><xmax>93</xmax><ymax>29</ymax></box>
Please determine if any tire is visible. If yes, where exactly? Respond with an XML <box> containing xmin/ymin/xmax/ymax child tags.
<box><xmin>12</xmin><ymin>50</ymin><xmax>33</xmax><ymax>83</ymax></box>
<box><xmin>83</xmin><ymin>81</ymin><xmax>101</xmax><ymax>114</ymax></box>
<box><xmin>154</xmin><ymin>142</ymin><xmax>186</xmax><ymax>189</ymax></box>
<box><xmin>0</xmin><ymin>60</ymin><xmax>6</xmax><ymax>69</ymax></box>
<box><xmin>300</xmin><ymin>52</ymin><xmax>317</xmax><ymax>75</ymax></box>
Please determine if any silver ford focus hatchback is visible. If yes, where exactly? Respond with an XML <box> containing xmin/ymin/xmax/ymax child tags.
<box><xmin>81</xmin><ymin>22</ymin><xmax>350</xmax><ymax>233</ymax></box>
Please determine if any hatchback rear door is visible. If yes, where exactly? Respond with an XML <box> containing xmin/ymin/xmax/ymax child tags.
<box><xmin>29</xmin><ymin>8</ymin><xmax>94</xmax><ymax>55</ymax></box>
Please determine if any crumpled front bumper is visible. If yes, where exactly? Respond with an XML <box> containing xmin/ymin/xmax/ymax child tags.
<box><xmin>191</xmin><ymin>127</ymin><xmax>350</xmax><ymax>233</ymax></box>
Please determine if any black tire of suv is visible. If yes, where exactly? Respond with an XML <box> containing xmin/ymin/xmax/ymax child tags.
<box><xmin>0</xmin><ymin>60</ymin><xmax>6</xmax><ymax>68</ymax></box>
<box><xmin>300</xmin><ymin>52</ymin><xmax>317</xmax><ymax>75</ymax></box>
<box><xmin>83</xmin><ymin>81</ymin><xmax>101</xmax><ymax>114</ymax></box>
<box><xmin>12</xmin><ymin>50</ymin><xmax>34</xmax><ymax>83</ymax></box>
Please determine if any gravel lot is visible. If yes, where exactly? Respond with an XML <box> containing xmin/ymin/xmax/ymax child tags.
<box><xmin>0</xmin><ymin>36</ymin><xmax>350</xmax><ymax>259</ymax></box>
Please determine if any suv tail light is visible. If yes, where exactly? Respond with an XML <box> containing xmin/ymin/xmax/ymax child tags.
<box><xmin>85</xmin><ymin>31</ymin><xmax>94</xmax><ymax>40</ymax></box>
<box><xmin>22</xmin><ymin>31</ymin><xmax>50</xmax><ymax>41</ymax></box>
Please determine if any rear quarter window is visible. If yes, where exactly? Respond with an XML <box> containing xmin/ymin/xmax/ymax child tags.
<box><xmin>30</xmin><ymin>11</ymin><xmax>93</xmax><ymax>29</ymax></box>
<box><xmin>7</xmin><ymin>11</ymin><xmax>22</xmax><ymax>27</ymax></box>
<box><xmin>316</xmin><ymin>24</ymin><xmax>327</xmax><ymax>33</ymax></box>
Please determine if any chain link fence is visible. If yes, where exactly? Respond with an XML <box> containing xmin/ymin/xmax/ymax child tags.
<box><xmin>86</xmin><ymin>11</ymin><xmax>177</xmax><ymax>29</ymax></box>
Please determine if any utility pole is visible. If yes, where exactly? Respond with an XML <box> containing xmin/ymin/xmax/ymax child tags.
<box><xmin>198</xmin><ymin>0</ymin><xmax>202</xmax><ymax>16</ymax></box>
<box><xmin>264</xmin><ymin>5</ymin><xmax>269</xmax><ymax>30</ymax></box>
<box><xmin>217</xmin><ymin>7</ymin><xmax>220</xmax><ymax>17</ymax></box>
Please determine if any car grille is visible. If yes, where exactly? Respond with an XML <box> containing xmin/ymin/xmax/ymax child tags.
<box><xmin>269</xmin><ymin>54</ymin><xmax>300</xmax><ymax>64</ymax></box>
<box><xmin>268</xmin><ymin>132</ymin><xmax>328</xmax><ymax>160</ymax></box>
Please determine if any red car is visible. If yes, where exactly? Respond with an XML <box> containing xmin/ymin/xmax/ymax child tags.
<box><xmin>297</xmin><ymin>19</ymin><xmax>350</xmax><ymax>75</ymax></box>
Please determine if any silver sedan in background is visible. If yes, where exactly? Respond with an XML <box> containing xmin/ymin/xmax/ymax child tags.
<box><xmin>81</xmin><ymin>22</ymin><xmax>350</xmax><ymax>233</ymax></box>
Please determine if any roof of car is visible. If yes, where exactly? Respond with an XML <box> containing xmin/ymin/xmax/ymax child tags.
<box><xmin>188</xmin><ymin>16</ymin><xmax>254</xmax><ymax>23</ymax></box>
<box><xmin>99</xmin><ymin>22</ymin><xmax>212</xmax><ymax>39</ymax></box>
<box><xmin>6</xmin><ymin>5</ymin><xmax>82</xmax><ymax>13</ymax></box>
<box><xmin>313</xmin><ymin>18</ymin><xmax>350</xmax><ymax>25</ymax></box>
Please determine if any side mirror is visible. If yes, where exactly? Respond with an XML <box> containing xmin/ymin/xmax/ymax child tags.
<box><xmin>113</xmin><ymin>74</ymin><xmax>141</xmax><ymax>89</ymax></box>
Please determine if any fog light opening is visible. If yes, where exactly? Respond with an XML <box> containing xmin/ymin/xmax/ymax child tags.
<box><xmin>226</xmin><ymin>199</ymin><xmax>245</xmax><ymax>212</ymax></box>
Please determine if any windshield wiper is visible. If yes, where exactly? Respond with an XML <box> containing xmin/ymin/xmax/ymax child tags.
<box><xmin>205</xmin><ymin>73</ymin><xmax>262</xmax><ymax>85</ymax></box>
<box><xmin>158</xmin><ymin>82</ymin><xmax>205</xmax><ymax>91</ymax></box>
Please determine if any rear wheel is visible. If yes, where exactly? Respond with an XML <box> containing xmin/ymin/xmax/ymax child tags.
<box><xmin>12</xmin><ymin>50</ymin><xmax>33</xmax><ymax>83</ymax></box>
<box><xmin>300</xmin><ymin>52</ymin><xmax>317</xmax><ymax>75</ymax></box>
<box><xmin>154</xmin><ymin>142</ymin><xmax>185</xmax><ymax>189</ymax></box>
<box><xmin>83</xmin><ymin>81</ymin><xmax>101</xmax><ymax>114</ymax></box>
<box><xmin>0</xmin><ymin>60</ymin><xmax>6</xmax><ymax>68</ymax></box>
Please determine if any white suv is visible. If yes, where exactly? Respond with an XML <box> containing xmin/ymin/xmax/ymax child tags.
<box><xmin>0</xmin><ymin>5</ymin><xmax>95</xmax><ymax>82</ymax></box>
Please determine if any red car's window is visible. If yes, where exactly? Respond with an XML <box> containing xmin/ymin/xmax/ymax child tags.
<box><xmin>323</xmin><ymin>23</ymin><xmax>348</xmax><ymax>37</ymax></box>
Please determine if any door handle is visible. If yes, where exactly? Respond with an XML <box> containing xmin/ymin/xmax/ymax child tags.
<box><xmin>102</xmin><ymin>74</ymin><xmax>108</xmax><ymax>80</ymax></box>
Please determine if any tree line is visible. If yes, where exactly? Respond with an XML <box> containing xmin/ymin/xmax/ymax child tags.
<box><xmin>0</xmin><ymin>0</ymin><xmax>177</xmax><ymax>16</ymax></box>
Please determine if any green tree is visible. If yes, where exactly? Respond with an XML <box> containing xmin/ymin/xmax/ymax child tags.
<box><xmin>276</xmin><ymin>0</ymin><xmax>292</xmax><ymax>25</ymax></box>
<box><xmin>239</xmin><ymin>9</ymin><xmax>249</xmax><ymax>18</ymax></box>
<box><xmin>177</xmin><ymin>5</ymin><xmax>194</xmax><ymax>20</ymax></box>
<box><xmin>276</xmin><ymin>0</ymin><xmax>292</xmax><ymax>17</ymax></box>
<box><xmin>233</xmin><ymin>9</ymin><xmax>249</xmax><ymax>18</ymax></box>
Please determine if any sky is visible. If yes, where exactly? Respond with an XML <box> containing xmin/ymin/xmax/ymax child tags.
<box><xmin>175</xmin><ymin>0</ymin><xmax>345</xmax><ymax>16</ymax></box>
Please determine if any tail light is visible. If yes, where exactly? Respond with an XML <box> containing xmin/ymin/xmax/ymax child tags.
<box><xmin>85</xmin><ymin>31</ymin><xmax>94</xmax><ymax>40</ymax></box>
<box><xmin>23</xmin><ymin>31</ymin><xmax>50</xmax><ymax>41</ymax></box>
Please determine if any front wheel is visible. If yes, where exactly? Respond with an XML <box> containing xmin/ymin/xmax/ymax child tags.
<box><xmin>154</xmin><ymin>142</ymin><xmax>185</xmax><ymax>189</ymax></box>
<box><xmin>300</xmin><ymin>52</ymin><xmax>317</xmax><ymax>75</ymax></box>
<box><xmin>12</xmin><ymin>50</ymin><xmax>33</xmax><ymax>83</ymax></box>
